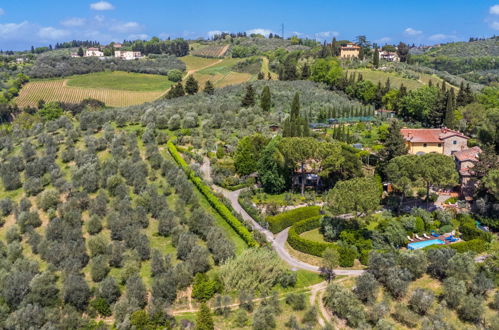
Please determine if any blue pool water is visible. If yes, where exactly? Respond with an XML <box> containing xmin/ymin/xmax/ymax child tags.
<box><xmin>407</xmin><ymin>239</ymin><xmax>445</xmax><ymax>250</ymax></box>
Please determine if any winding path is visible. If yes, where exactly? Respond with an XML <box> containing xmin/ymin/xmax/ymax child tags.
<box><xmin>202</xmin><ymin>157</ymin><xmax>364</xmax><ymax>276</ymax></box>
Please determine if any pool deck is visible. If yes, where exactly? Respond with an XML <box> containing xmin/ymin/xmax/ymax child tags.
<box><xmin>407</xmin><ymin>234</ymin><xmax>461</xmax><ymax>246</ymax></box>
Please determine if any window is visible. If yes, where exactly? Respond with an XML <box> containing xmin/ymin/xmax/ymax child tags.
<box><xmin>438</xmin><ymin>143</ymin><xmax>442</xmax><ymax>147</ymax></box>
<box><xmin>423</xmin><ymin>143</ymin><xmax>427</xmax><ymax>147</ymax></box>
<box><xmin>453</xmin><ymin>140</ymin><xmax>457</xmax><ymax>145</ymax></box>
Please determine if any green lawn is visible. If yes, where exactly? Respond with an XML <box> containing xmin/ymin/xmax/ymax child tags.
<box><xmin>349</xmin><ymin>69</ymin><xmax>423</xmax><ymax>90</ymax></box>
<box><xmin>299</xmin><ymin>228</ymin><xmax>327</xmax><ymax>244</ymax></box>
<box><xmin>66</xmin><ymin>71</ymin><xmax>173</xmax><ymax>91</ymax></box>
<box><xmin>197</xmin><ymin>58</ymin><xmax>241</xmax><ymax>75</ymax></box>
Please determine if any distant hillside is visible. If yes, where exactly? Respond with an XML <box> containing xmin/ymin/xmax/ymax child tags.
<box><xmin>411</xmin><ymin>37</ymin><xmax>499</xmax><ymax>84</ymax></box>
<box><xmin>420</xmin><ymin>37</ymin><xmax>499</xmax><ymax>58</ymax></box>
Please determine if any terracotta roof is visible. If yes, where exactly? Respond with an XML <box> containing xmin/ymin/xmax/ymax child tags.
<box><xmin>87</xmin><ymin>47</ymin><xmax>100</xmax><ymax>51</ymax></box>
<box><xmin>400</xmin><ymin>128</ymin><xmax>468</xmax><ymax>143</ymax></box>
<box><xmin>454</xmin><ymin>146</ymin><xmax>482</xmax><ymax>162</ymax></box>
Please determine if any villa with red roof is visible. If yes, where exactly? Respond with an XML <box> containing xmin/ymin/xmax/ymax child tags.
<box><xmin>400</xmin><ymin>128</ymin><xmax>469</xmax><ymax>156</ymax></box>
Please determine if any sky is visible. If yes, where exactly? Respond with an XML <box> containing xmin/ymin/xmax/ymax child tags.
<box><xmin>1</xmin><ymin>1</ymin><xmax>499</xmax><ymax>50</ymax></box>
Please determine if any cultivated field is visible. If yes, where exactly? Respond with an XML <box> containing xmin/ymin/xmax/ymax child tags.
<box><xmin>66</xmin><ymin>71</ymin><xmax>173</xmax><ymax>91</ymax></box>
<box><xmin>16</xmin><ymin>79</ymin><xmax>166</xmax><ymax>108</ymax></box>
<box><xmin>191</xmin><ymin>44</ymin><xmax>230</xmax><ymax>58</ymax></box>
<box><xmin>185</xmin><ymin>57</ymin><xmax>255</xmax><ymax>89</ymax></box>
<box><xmin>15</xmin><ymin>71</ymin><xmax>173</xmax><ymax>108</ymax></box>
<box><xmin>348</xmin><ymin>68</ymin><xmax>452</xmax><ymax>90</ymax></box>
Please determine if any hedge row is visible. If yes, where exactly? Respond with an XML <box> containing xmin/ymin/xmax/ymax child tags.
<box><xmin>238</xmin><ymin>194</ymin><xmax>267</xmax><ymax>227</ymax></box>
<box><xmin>267</xmin><ymin>206</ymin><xmax>321</xmax><ymax>233</ymax></box>
<box><xmin>167</xmin><ymin>141</ymin><xmax>258</xmax><ymax>247</ymax></box>
<box><xmin>287</xmin><ymin>216</ymin><xmax>335</xmax><ymax>257</ymax></box>
<box><xmin>423</xmin><ymin>238</ymin><xmax>487</xmax><ymax>254</ymax></box>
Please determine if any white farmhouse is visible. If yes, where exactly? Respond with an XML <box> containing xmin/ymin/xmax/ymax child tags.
<box><xmin>85</xmin><ymin>47</ymin><xmax>104</xmax><ymax>57</ymax></box>
<box><xmin>114</xmin><ymin>50</ymin><xmax>142</xmax><ymax>60</ymax></box>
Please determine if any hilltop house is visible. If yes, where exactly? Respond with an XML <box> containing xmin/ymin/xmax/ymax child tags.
<box><xmin>340</xmin><ymin>43</ymin><xmax>360</xmax><ymax>59</ymax></box>
<box><xmin>113</xmin><ymin>43</ymin><xmax>123</xmax><ymax>49</ymax></box>
<box><xmin>85</xmin><ymin>48</ymin><xmax>104</xmax><ymax>57</ymax></box>
<box><xmin>115</xmin><ymin>50</ymin><xmax>142</xmax><ymax>60</ymax></box>
<box><xmin>454</xmin><ymin>146</ymin><xmax>482</xmax><ymax>200</ymax></box>
<box><xmin>379</xmin><ymin>51</ymin><xmax>400</xmax><ymax>62</ymax></box>
<box><xmin>400</xmin><ymin>128</ymin><xmax>469</xmax><ymax>156</ymax></box>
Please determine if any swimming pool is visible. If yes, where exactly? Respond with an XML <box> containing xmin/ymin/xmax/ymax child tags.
<box><xmin>407</xmin><ymin>239</ymin><xmax>445</xmax><ymax>250</ymax></box>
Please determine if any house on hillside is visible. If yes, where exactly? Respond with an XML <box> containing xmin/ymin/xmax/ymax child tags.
<box><xmin>115</xmin><ymin>50</ymin><xmax>142</xmax><ymax>60</ymax></box>
<box><xmin>291</xmin><ymin>160</ymin><xmax>324</xmax><ymax>192</ymax></box>
<box><xmin>113</xmin><ymin>43</ymin><xmax>123</xmax><ymax>49</ymax></box>
<box><xmin>379</xmin><ymin>51</ymin><xmax>400</xmax><ymax>62</ymax></box>
<box><xmin>340</xmin><ymin>43</ymin><xmax>360</xmax><ymax>59</ymax></box>
<box><xmin>454</xmin><ymin>146</ymin><xmax>482</xmax><ymax>201</ymax></box>
<box><xmin>400</xmin><ymin>128</ymin><xmax>469</xmax><ymax>156</ymax></box>
<box><xmin>85</xmin><ymin>48</ymin><xmax>104</xmax><ymax>57</ymax></box>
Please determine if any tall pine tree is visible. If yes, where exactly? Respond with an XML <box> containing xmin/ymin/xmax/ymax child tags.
<box><xmin>185</xmin><ymin>75</ymin><xmax>199</xmax><ymax>95</ymax></box>
<box><xmin>380</xmin><ymin>119</ymin><xmax>407</xmax><ymax>162</ymax></box>
<box><xmin>203</xmin><ymin>80</ymin><xmax>215</xmax><ymax>95</ymax></box>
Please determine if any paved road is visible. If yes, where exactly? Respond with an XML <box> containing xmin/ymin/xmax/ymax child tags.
<box><xmin>203</xmin><ymin>157</ymin><xmax>364</xmax><ymax>276</ymax></box>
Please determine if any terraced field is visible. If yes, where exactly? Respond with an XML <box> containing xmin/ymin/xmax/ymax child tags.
<box><xmin>191</xmin><ymin>44</ymin><xmax>230</xmax><ymax>58</ymax></box>
<box><xmin>181</xmin><ymin>56</ymin><xmax>255</xmax><ymax>89</ymax></box>
<box><xmin>15</xmin><ymin>71</ymin><xmax>174</xmax><ymax>108</ymax></box>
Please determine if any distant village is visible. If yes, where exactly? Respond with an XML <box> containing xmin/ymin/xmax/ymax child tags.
<box><xmin>71</xmin><ymin>43</ymin><xmax>142</xmax><ymax>60</ymax></box>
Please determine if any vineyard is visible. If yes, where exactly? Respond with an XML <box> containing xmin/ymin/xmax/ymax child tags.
<box><xmin>191</xmin><ymin>44</ymin><xmax>230</xmax><ymax>58</ymax></box>
<box><xmin>15</xmin><ymin>79</ymin><xmax>166</xmax><ymax>108</ymax></box>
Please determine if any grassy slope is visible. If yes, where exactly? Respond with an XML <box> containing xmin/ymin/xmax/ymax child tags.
<box><xmin>66</xmin><ymin>71</ymin><xmax>173</xmax><ymax>91</ymax></box>
<box><xmin>348</xmin><ymin>69</ymin><xmax>432</xmax><ymax>90</ymax></box>
<box><xmin>300</xmin><ymin>228</ymin><xmax>327</xmax><ymax>244</ymax></box>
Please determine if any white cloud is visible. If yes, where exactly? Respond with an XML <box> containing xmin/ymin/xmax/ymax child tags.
<box><xmin>90</xmin><ymin>1</ymin><xmax>114</xmax><ymax>11</ymax></box>
<box><xmin>404</xmin><ymin>27</ymin><xmax>423</xmax><ymax>36</ymax></box>
<box><xmin>60</xmin><ymin>17</ymin><xmax>86</xmax><ymax>27</ymax></box>
<box><xmin>315</xmin><ymin>31</ymin><xmax>340</xmax><ymax>40</ymax></box>
<box><xmin>491</xmin><ymin>21</ymin><xmax>499</xmax><ymax>30</ymax></box>
<box><xmin>128</xmin><ymin>33</ymin><xmax>148</xmax><ymax>40</ymax></box>
<box><xmin>38</xmin><ymin>27</ymin><xmax>70</xmax><ymax>40</ymax></box>
<box><xmin>376</xmin><ymin>37</ymin><xmax>391</xmax><ymax>44</ymax></box>
<box><xmin>0</xmin><ymin>8</ymin><xmax>5</xmax><ymax>15</ymax></box>
<box><xmin>109</xmin><ymin>21</ymin><xmax>141</xmax><ymax>33</ymax></box>
<box><xmin>207</xmin><ymin>30</ymin><xmax>224</xmax><ymax>38</ymax></box>
<box><xmin>489</xmin><ymin>4</ymin><xmax>499</xmax><ymax>15</ymax></box>
<box><xmin>247</xmin><ymin>28</ymin><xmax>273</xmax><ymax>36</ymax></box>
<box><xmin>428</xmin><ymin>33</ymin><xmax>457</xmax><ymax>42</ymax></box>
<box><xmin>0</xmin><ymin>21</ymin><xmax>32</xmax><ymax>39</ymax></box>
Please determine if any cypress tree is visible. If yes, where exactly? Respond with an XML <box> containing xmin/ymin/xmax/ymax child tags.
<box><xmin>283</xmin><ymin>93</ymin><xmax>309</xmax><ymax>137</ymax></box>
<box><xmin>203</xmin><ymin>80</ymin><xmax>215</xmax><ymax>95</ymax></box>
<box><xmin>464</xmin><ymin>83</ymin><xmax>474</xmax><ymax>104</ymax></box>
<box><xmin>331</xmin><ymin>37</ymin><xmax>339</xmax><ymax>56</ymax></box>
<box><xmin>373</xmin><ymin>47</ymin><xmax>380</xmax><ymax>68</ymax></box>
<box><xmin>77</xmin><ymin>47</ymin><xmax>84</xmax><ymax>57</ymax></box>
<box><xmin>257</xmin><ymin>72</ymin><xmax>264</xmax><ymax>80</ymax></box>
<box><xmin>260</xmin><ymin>86</ymin><xmax>271</xmax><ymax>112</ymax></box>
<box><xmin>384</xmin><ymin>78</ymin><xmax>391</xmax><ymax>94</ymax></box>
<box><xmin>267</xmin><ymin>72</ymin><xmax>272</xmax><ymax>80</ymax></box>
<box><xmin>443</xmin><ymin>88</ymin><xmax>456</xmax><ymax>129</ymax></box>
<box><xmin>301</xmin><ymin>63</ymin><xmax>310</xmax><ymax>79</ymax></box>
<box><xmin>456</xmin><ymin>81</ymin><xmax>466</xmax><ymax>107</ymax></box>
<box><xmin>241</xmin><ymin>84</ymin><xmax>255</xmax><ymax>107</ymax></box>
<box><xmin>185</xmin><ymin>75</ymin><xmax>199</xmax><ymax>95</ymax></box>
<box><xmin>290</xmin><ymin>92</ymin><xmax>300</xmax><ymax>118</ymax></box>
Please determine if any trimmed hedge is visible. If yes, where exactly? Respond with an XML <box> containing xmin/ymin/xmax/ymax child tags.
<box><xmin>267</xmin><ymin>206</ymin><xmax>321</xmax><ymax>233</ymax></box>
<box><xmin>167</xmin><ymin>141</ymin><xmax>258</xmax><ymax>247</ymax></box>
<box><xmin>449</xmin><ymin>239</ymin><xmax>487</xmax><ymax>253</ymax></box>
<box><xmin>287</xmin><ymin>216</ymin><xmax>335</xmax><ymax>257</ymax></box>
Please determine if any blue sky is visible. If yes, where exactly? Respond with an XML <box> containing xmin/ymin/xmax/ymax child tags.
<box><xmin>1</xmin><ymin>1</ymin><xmax>499</xmax><ymax>50</ymax></box>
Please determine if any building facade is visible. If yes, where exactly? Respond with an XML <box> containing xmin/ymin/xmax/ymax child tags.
<box><xmin>379</xmin><ymin>51</ymin><xmax>400</xmax><ymax>62</ymax></box>
<box><xmin>114</xmin><ymin>50</ymin><xmax>142</xmax><ymax>60</ymax></box>
<box><xmin>400</xmin><ymin>128</ymin><xmax>469</xmax><ymax>156</ymax></box>
<box><xmin>85</xmin><ymin>48</ymin><xmax>104</xmax><ymax>57</ymax></box>
<box><xmin>453</xmin><ymin>146</ymin><xmax>482</xmax><ymax>200</ymax></box>
<box><xmin>340</xmin><ymin>43</ymin><xmax>360</xmax><ymax>59</ymax></box>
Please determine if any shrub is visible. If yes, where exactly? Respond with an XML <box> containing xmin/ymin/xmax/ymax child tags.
<box><xmin>392</xmin><ymin>305</ymin><xmax>418</xmax><ymax>328</ymax></box>
<box><xmin>266</xmin><ymin>206</ymin><xmax>321</xmax><ymax>233</ymax></box>
<box><xmin>285</xmin><ymin>293</ymin><xmax>306</xmax><ymax>311</ymax></box>
<box><xmin>168</xmin><ymin>141</ymin><xmax>257</xmax><ymax>247</ymax></box>
<box><xmin>90</xmin><ymin>297</ymin><xmax>112</xmax><ymax>317</ymax></box>
<box><xmin>287</xmin><ymin>216</ymin><xmax>335</xmax><ymax>257</ymax></box>
<box><xmin>167</xmin><ymin>69</ymin><xmax>183</xmax><ymax>82</ymax></box>
<box><xmin>459</xmin><ymin>222</ymin><xmax>493</xmax><ymax>242</ymax></box>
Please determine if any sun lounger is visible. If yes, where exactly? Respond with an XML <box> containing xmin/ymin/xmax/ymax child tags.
<box><xmin>407</xmin><ymin>236</ymin><xmax>414</xmax><ymax>242</ymax></box>
<box><xmin>415</xmin><ymin>234</ymin><xmax>422</xmax><ymax>240</ymax></box>
<box><xmin>431</xmin><ymin>232</ymin><xmax>439</xmax><ymax>237</ymax></box>
<box><xmin>445</xmin><ymin>235</ymin><xmax>453</xmax><ymax>241</ymax></box>
<box><xmin>423</xmin><ymin>233</ymin><xmax>431</xmax><ymax>239</ymax></box>
<box><xmin>449</xmin><ymin>238</ymin><xmax>458</xmax><ymax>243</ymax></box>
